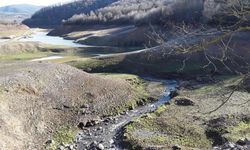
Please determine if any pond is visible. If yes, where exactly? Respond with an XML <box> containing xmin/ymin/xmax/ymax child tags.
<box><xmin>20</xmin><ymin>31</ymin><xmax>88</xmax><ymax>47</ymax></box>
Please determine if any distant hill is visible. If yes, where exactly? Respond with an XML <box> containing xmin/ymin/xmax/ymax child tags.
<box><xmin>0</xmin><ymin>4</ymin><xmax>43</xmax><ymax>14</ymax></box>
<box><xmin>0</xmin><ymin>13</ymin><xmax>30</xmax><ymax>23</ymax></box>
<box><xmin>23</xmin><ymin>0</ymin><xmax>118</xmax><ymax>27</ymax></box>
<box><xmin>66</xmin><ymin>0</ymin><xmax>204</xmax><ymax>26</ymax></box>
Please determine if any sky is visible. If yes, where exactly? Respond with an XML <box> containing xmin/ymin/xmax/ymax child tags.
<box><xmin>0</xmin><ymin>0</ymin><xmax>72</xmax><ymax>7</ymax></box>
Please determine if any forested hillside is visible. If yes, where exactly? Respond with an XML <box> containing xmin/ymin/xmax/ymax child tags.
<box><xmin>23</xmin><ymin>0</ymin><xmax>118</xmax><ymax>27</ymax></box>
<box><xmin>65</xmin><ymin>0</ymin><xmax>204</xmax><ymax>25</ymax></box>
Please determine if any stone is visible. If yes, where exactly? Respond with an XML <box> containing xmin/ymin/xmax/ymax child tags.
<box><xmin>97</xmin><ymin>127</ymin><xmax>103</xmax><ymax>131</ymax></box>
<box><xmin>81</xmin><ymin>104</ymin><xmax>90</xmax><ymax>108</ymax></box>
<box><xmin>84</xmin><ymin>118</ymin><xmax>101</xmax><ymax>127</ymax></box>
<box><xmin>174</xmin><ymin>97</ymin><xmax>195</xmax><ymax>106</ymax></box>
<box><xmin>88</xmin><ymin>141</ymin><xmax>98</xmax><ymax>149</ymax></box>
<box><xmin>169</xmin><ymin>90</ymin><xmax>179</xmax><ymax>98</ymax></box>
<box><xmin>244</xmin><ymin>137</ymin><xmax>250</xmax><ymax>144</ymax></box>
<box><xmin>45</xmin><ymin>139</ymin><xmax>54</xmax><ymax>145</ymax></box>
<box><xmin>109</xmin><ymin>139</ymin><xmax>115</xmax><ymax>145</ymax></box>
<box><xmin>77</xmin><ymin>122</ymin><xmax>86</xmax><ymax>129</ymax></box>
<box><xmin>69</xmin><ymin>145</ymin><xmax>74</xmax><ymax>150</ymax></box>
<box><xmin>58</xmin><ymin>145</ymin><xmax>65</xmax><ymax>150</ymax></box>
<box><xmin>97</xmin><ymin>143</ymin><xmax>105</xmax><ymax>150</ymax></box>
<box><xmin>172</xmin><ymin>145</ymin><xmax>181</xmax><ymax>150</ymax></box>
<box><xmin>236</xmin><ymin>138</ymin><xmax>246</xmax><ymax>146</ymax></box>
<box><xmin>222</xmin><ymin>142</ymin><xmax>236</xmax><ymax>149</ymax></box>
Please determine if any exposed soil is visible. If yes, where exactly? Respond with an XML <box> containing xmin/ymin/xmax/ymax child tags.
<box><xmin>0</xmin><ymin>62</ymin><xmax>155</xmax><ymax>150</ymax></box>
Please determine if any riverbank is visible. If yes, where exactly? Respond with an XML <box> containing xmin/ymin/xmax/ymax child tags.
<box><xmin>46</xmin><ymin>75</ymin><xmax>176</xmax><ymax>150</ymax></box>
<box><xmin>123</xmin><ymin>76</ymin><xmax>250</xmax><ymax>149</ymax></box>
<box><xmin>1</xmin><ymin>24</ymin><xmax>250</xmax><ymax>150</ymax></box>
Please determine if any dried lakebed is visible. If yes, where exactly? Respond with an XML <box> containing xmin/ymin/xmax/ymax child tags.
<box><xmin>55</xmin><ymin>79</ymin><xmax>177</xmax><ymax>150</ymax></box>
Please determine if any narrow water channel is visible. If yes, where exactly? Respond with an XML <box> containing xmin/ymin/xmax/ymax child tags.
<box><xmin>75</xmin><ymin>78</ymin><xmax>177</xmax><ymax>150</ymax></box>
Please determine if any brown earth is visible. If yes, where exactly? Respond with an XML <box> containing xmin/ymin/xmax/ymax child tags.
<box><xmin>49</xmin><ymin>25</ymin><xmax>158</xmax><ymax>48</ymax></box>
<box><xmin>0</xmin><ymin>62</ymin><xmax>151</xmax><ymax>150</ymax></box>
<box><xmin>69</xmin><ymin>27</ymin><xmax>250</xmax><ymax>78</ymax></box>
<box><xmin>0</xmin><ymin>23</ymin><xmax>29</xmax><ymax>37</ymax></box>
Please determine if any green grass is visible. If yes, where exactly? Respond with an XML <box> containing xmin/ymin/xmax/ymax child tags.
<box><xmin>193</xmin><ymin>75</ymin><xmax>243</xmax><ymax>94</ymax></box>
<box><xmin>47</xmin><ymin>127</ymin><xmax>77</xmax><ymax>150</ymax></box>
<box><xmin>96</xmin><ymin>73</ymin><xmax>151</xmax><ymax>115</ymax></box>
<box><xmin>124</xmin><ymin>105</ymin><xmax>212</xmax><ymax>149</ymax></box>
<box><xmin>154</xmin><ymin>105</ymin><xmax>168</xmax><ymax>116</ymax></box>
<box><xmin>225</xmin><ymin>121</ymin><xmax>250</xmax><ymax>142</ymax></box>
<box><xmin>0</xmin><ymin>52</ymin><xmax>52</xmax><ymax>61</ymax></box>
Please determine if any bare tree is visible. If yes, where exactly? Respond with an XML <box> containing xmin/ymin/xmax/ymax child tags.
<box><xmin>148</xmin><ymin>0</ymin><xmax>250</xmax><ymax>113</ymax></box>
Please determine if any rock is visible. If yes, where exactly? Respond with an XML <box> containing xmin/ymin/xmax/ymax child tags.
<box><xmin>97</xmin><ymin>127</ymin><xmax>103</xmax><ymax>131</ymax></box>
<box><xmin>78</xmin><ymin>122</ymin><xmax>85</xmax><ymax>129</ymax></box>
<box><xmin>169</xmin><ymin>90</ymin><xmax>179</xmax><ymax>98</ymax></box>
<box><xmin>97</xmin><ymin>143</ymin><xmax>105</xmax><ymax>150</ymax></box>
<box><xmin>236</xmin><ymin>138</ymin><xmax>246</xmax><ymax>146</ymax></box>
<box><xmin>121</xmin><ymin>111</ymin><xmax>128</xmax><ymax>115</ymax></box>
<box><xmin>85</xmin><ymin>118</ymin><xmax>101</xmax><ymax>127</ymax></box>
<box><xmin>87</xmin><ymin>132</ymin><xmax>92</xmax><ymax>136</ymax></box>
<box><xmin>174</xmin><ymin>97</ymin><xmax>195</xmax><ymax>106</ymax></box>
<box><xmin>88</xmin><ymin>141</ymin><xmax>98</xmax><ymax>149</ymax></box>
<box><xmin>45</xmin><ymin>139</ymin><xmax>54</xmax><ymax>145</ymax></box>
<box><xmin>69</xmin><ymin>145</ymin><xmax>74</xmax><ymax>150</ymax></box>
<box><xmin>244</xmin><ymin>137</ymin><xmax>250</xmax><ymax>144</ymax></box>
<box><xmin>109</xmin><ymin>139</ymin><xmax>114</xmax><ymax>145</ymax></box>
<box><xmin>81</xmin><ymin>104</ymin><xmax>90</xmax><ymax>108</ymax></box>
<box><xmin>172</xmin><ymin>145</ymin><xmax>181</xmax><ymax>150</ymax></box>
<box><xmin>222</xmin><ymin>142</ymin><xmax>236</xmax><ymax>149</ymax></box>
<box><xmin>58</xmin><ymin>145</ymin><xmax>65</xmax><ymax>150</ymax></box>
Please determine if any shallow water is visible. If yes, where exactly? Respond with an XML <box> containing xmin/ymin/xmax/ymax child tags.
<box><xmin>20</xmin><ymin>32</ymin><xmax>88</xmax><ymax>47</ymax></box>
<box><xmin>0</xmin><ymin>39</ymin><xmax>9</xmax><ymax>43</ymax></box>
<box><xmin>30</xmin><ymin>56</ymin><xmax>64</xmax><ymax>62</ymax></box>
<box><xmin>75</xmin><ymin>78</ymin><xmax>177</xmax><ymax>149</ymax></box>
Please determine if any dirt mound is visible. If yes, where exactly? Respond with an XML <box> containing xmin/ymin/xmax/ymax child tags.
<box><xmin>0</xmin><ymin>42</ymin><xmax>43</xmax><ymax>55</ymax></box>
<box><xmin>0</xmin><ymin>23</ymin><xmax>28</xmax><ymax>31</ymax></box>
<box><xmin>0</xmin><ymin>62</ymin><xmax>145</xmax><ymax>150</ymax></box>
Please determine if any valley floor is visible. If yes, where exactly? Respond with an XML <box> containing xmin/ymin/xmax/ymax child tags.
<box><xmin>0</xmin><ymin>24</ymin><xmax>250</xmax><ymax>150</ymax></box>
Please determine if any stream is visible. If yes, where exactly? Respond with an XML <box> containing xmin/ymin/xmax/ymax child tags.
<box><xmin>13</xmin><ymin>30</ymin><xmax>178</xmax><ymax>149</ymax></box>
<box><xmin>74</xmin><ymin>78</ymin><xmax>177</xmax><ymax>150</ymax></box>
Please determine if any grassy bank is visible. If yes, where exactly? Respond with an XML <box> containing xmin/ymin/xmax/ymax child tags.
<box><xmin>122</xmin><ymin>75</ymin><xmax>250</xmax><ymax>149</ymax></box>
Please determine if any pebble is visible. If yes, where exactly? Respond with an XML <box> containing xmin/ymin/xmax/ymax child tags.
<box><xmin>222</xmin><ymin>142</ymin><xmax>236</xmax><ymax>149</ymax></box>
<box><xmin>97</xmin><ymin>127</ymin><xmax>103</xmax><ymax>131</ymax></box>
<box><xmin>69</xmin><ymin>145</ymin><xmax>74</xmax><ymax>150</ymax></box>
<box><xmin>97</xmin><ymin>143</ymin><xmax>105</xmax><ymax>150</ymax></box>
<box><xmin>109</xmin><ymin>139</ymin><xmax>114</xmax><ymax>145</ymax></box>
<box><xmin>45</xmin><ymin>139</ymin><xmax>54</xmax><ymax>145</ymax></box>
<box><xmin>236</xmin><ymin>138</ymin><xmax>246</xmax><ymax>145</ymax></box>
<box><xmin>82</xmin><ymin>104</ymin><xmax>90</xmax><ymax>108</ymax></box>
<box><xmin>172</xmin><ymin>145</ymin><xmax>181</xmax><ymax>150</ymax></box>
<box><xmin>58</xmin><ymin>145</ymin><xmax>64</xmax><ymax>150</ymax></box>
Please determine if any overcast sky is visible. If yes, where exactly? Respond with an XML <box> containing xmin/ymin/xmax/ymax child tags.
<box><xmin>0</xmin><ymin>0</ymin><xmax>72</xmax><ymax>7</ymax></box>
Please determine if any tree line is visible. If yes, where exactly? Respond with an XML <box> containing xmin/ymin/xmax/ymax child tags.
<box><xmin>65</xmin><ymin>0</ymin><xmax>204</xmax><ymax>26</ymax></box>
<box><xmin>23</xmin><ymin>0</ymin><xmax>118</xmax><ymax>27</ymax></box>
